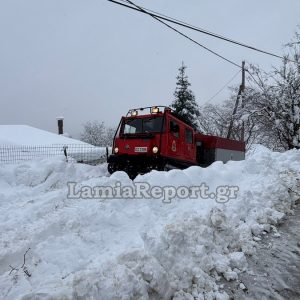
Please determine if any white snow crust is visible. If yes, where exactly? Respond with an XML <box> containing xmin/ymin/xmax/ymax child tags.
<box><xmin>0</xmin><ymin>125</ymin><xmax>87</xmax><ymax>146</ymax></box>
<box><xmin>0</xmin><ymin>146</ymin><xmax>299</xmax><ymax>299</ymax></box>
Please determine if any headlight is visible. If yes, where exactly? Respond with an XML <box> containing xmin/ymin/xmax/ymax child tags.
<box><xmin>114</xmin><ymin>147</ymin><xmax>119</xmax><ymax>154</ymax></box>
<box><xmin>152</xmin><ymin>146</ymin><xmax>159</xmax><ymax>154</ymax></box>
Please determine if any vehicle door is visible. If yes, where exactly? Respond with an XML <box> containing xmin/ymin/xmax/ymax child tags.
<box><xmin>183</xmin><ymin>127</ymin><xmax>195</xmax><ymax>162</ymax></box>
<box><xmin>167</xmin><ymin>117</ymin><xmax>182</xmax><ymax>159</ymax></box>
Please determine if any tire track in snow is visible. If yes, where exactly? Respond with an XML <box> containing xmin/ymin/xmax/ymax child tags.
<box><xmin>223</xmin><ymin>202</ymin><xmax>300</xmax><ymax>299</ymax></box>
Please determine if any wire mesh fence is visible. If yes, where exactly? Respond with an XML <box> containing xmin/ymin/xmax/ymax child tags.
<box><xmin>0</xmin><ymin>144</ymin><xmax>110</xmax><ymax>165</ymax></box>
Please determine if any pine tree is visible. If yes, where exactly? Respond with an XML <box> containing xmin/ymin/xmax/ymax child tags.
<box><xmin>171</xmin><ymin>63</ymin><xmax>200</xmax><ymax>129</ymax></box>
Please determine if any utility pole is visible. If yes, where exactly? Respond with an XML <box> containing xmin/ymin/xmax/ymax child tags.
<box><xmin>226</xmin><ymin>61</ymin><xmax>245</xmax><ymax>139</ymax></box>
<box><xmin>240</xmin><ymin>61</ymin><xmax>246</xmax><ymax>142</ymax></box>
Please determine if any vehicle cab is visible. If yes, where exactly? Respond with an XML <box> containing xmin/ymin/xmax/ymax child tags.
<box><xmin>107</xmin><ymin>106</ymin><xmax>197</xmax><ymax>177</ymax></box>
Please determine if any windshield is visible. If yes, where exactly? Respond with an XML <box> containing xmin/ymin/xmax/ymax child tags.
<box><xmin>122</xmin><ymin>117</ymin><xmax>163</xmax><ymax>134</ymax></box>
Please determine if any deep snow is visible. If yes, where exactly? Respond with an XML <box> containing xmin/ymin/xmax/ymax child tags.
<box><xmin>0</xmin><ymin>125</ymin><xmax>87</xmax><ymax>146</ymax></box>
<box><xmin>0</xmin><ymin>146</ymin><xmax>299</xmax><ymax>299</ymax></box>
<box><xmin>222</xmin><ymin>203</ymin><xmax>300</xmax><ymax>299</ymax></box>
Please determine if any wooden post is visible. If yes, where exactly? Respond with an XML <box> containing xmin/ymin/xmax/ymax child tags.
<box><xmin>240</xmin><ymin>61</ymin><xmax>245</xmax><ymax>142</ymax></box>
<box><xmin>226</xmin><ymin>61</ymin><xmax>245</xmax><ymax>139</ymax></box>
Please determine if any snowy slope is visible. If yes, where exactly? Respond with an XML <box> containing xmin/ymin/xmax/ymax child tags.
<box><xmin>0</xmin><ymin>125</ymin><xmax>87</xmax><ymax>146</ymax></box>
<box><xmin>0</xmin><ymin>125</ymin><xmax>109</xmax><ymax>164</ymax></box>
<box><xmin>0</xmin><ymin>147</ymin><xmax>299</xmax><ymax>299</ymax></box>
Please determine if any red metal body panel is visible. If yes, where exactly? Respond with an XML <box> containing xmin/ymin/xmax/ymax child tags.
<box><xmin>195</xmin><ymin>133</ymin><xmax>245</xmax><ymax>152</ymax></box>
<box><xmin>162</xmin><ymin>110</ymin><xmax>196</xmax><ymax>164</ymax></box>
<box><xmin>114</xmin><ymin>113</ymin><xmax>164</xmax><ymax>157</ymax></box>
<box><xmin>114</xmin><ymin>110</ymin><xmax>197</xmax><ymax>165</ymax></box>
<box><xmin>115</xmin><ymin>134</ymin><xmax>162</xmax><ymax>156</ymax></box>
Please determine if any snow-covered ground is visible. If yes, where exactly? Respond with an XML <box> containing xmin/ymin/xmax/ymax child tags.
<box><xmin>0</xmin><ymin>146</ymin><xmax>299</xmax><ymax>299</ymax></box>
<box><xmin>222</xmin><ymin>203</ymin><xmax>300</xmax><ymax>299</ymax></box>
<box><xmin>0</xmin><ymin>125</ymin><xmax>108</xmax><ymax>164</ymax></box>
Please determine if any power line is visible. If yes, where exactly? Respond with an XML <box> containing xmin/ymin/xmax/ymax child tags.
<box><xmin>109</xmin><ymin>0</ymin><xmax>290</xmax><ymax>94</ymax></box>
<box><xmin>108</xmin><ymin>0</ymin><xmax>293</xmax><ymax>62</ymax></box>
<box><xmin>246</xmin><ymin>69</ymin><xmax>267</xmax><ymax>94</ymax></box>
<box><xmin>204</xmin><ymin>69</ymin><xmax>241</xmax><ymax>103</ymax></box>
<box><xmin>109</xmin><ymin>0</ymin><xmax>241</xmax><ymax>68</ymax></box>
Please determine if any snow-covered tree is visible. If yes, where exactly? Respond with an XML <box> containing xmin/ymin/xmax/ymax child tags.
<box><xmin>199</xmin><ymin>29</ymin><xmax>300</xmax><ymax>151</ymax></box>
<box><xmin>198</xmin><ymin>88</ymin><xmax>263</xmax><ymax>150</ymax></box>
<box><xmin>198</xmin><ymin>102</ymin><xmax>231</xmax><ymax>137</ymax></box>
<box><xmin>243</xmin><ymin>32</ymin><xmax>300</xmax><ymax>150</ymax></box>
<box><xmin>81</xmin><ymin>121</ymin><xmax>115</xmax><ymax>146</ymax></box>
<box><xmin>171</xmin><ymin>63</ymin><xmax>200</xmax><ymax>129</ymax></box>
<box><xmin>102</xmin><ymin>127</ymin><xmax>116</xmax><ymax>147</ymax></box>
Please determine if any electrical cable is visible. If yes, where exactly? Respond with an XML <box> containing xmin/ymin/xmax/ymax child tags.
<box><xmin>118</xmin><ymin>0</ymin><xmax>241</xmax><ymax>68</ymax></box>
<box><xmin>108</xmin><ymin>0</ymin><xmax>293</xmax><ymax>62</ymax></box>
<box><xmin>204</xmin><ymin>69</ymin><xmax>242</xmax><ymax>103</ymax></box>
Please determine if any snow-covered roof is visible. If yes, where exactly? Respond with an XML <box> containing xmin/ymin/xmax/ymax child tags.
<box><xmin>0</xmin><ymin>125</ymin><xmax>87</xmax><ymax>146</ymax></box>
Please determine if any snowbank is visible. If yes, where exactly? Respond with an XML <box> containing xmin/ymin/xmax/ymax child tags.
<box><xmin>0</xmin><ymin>147</ymin><xmax>299</xmax><ymax>299</ymax></box>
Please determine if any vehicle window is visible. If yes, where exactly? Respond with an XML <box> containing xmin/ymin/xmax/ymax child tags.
<box><xmin>143</xmin><ymin>117</ymin><xmax>163</xmax><ymax>133</ymax></box>
<box><xmin>122</xmin><ymin>117</ymin><xmax>163</xmax><ymax>134</ymax></box>
<box><xmin>124</xmin><ymin>118</ymin><xmax>142</xmax><ymax>134</ymax></box>
<box><xmin>185</xmin><ymin>128</ymin><xmax>193</xmax><ymax>143</ymax></box>
<box><xmin>170</xmin><ymin>120</ymin><xmax>179</xmax><ymax>138</ymax></box>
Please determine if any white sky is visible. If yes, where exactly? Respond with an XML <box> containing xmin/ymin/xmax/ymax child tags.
<box><xmin>0</xmin><ymin>0</ymin><xmax>299</xmax><ymax>137</ymax></box>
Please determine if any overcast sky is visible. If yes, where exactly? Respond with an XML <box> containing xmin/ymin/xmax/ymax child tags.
<box><xmin>1</xmin><ymin>0</ymin><xmax>299</xmax><ymax>137</ymax></box>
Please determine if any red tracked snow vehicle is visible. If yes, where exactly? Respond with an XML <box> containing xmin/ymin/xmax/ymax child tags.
<box><xmin>107</xmin><ymin>106</ymin><xmax>245</xmax><ymax>178</ymax></box>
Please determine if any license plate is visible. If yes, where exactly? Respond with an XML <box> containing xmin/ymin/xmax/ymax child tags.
<box><xmin>135</xmin><ymin>147</ymin><xmax>148</xmax><ymax>153</ymax></box>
